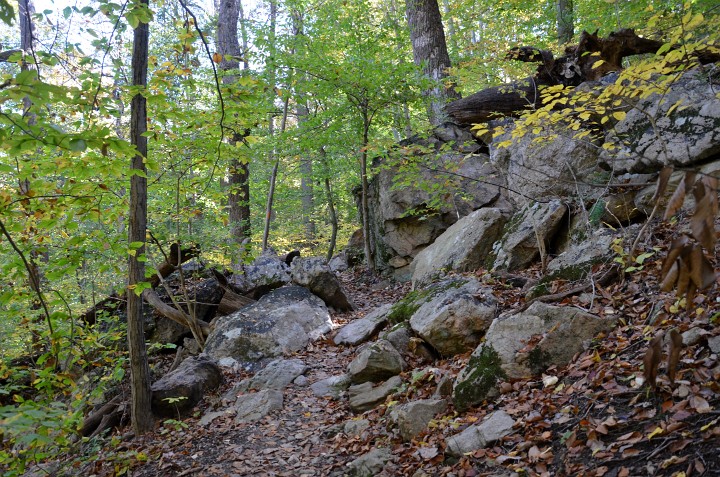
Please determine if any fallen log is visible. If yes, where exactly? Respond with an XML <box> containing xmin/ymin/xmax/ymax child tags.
<box><xmin>211</xmin><ymin>268</ymin><xmax>255</xmax><ymax>316</ymax></box>
<box><xmin>81</xmin><ymin>394</ymin><xmax>127</xmax><ymax>437</ymax></box>
<box><xmin>80</xmin><ymin>243</ymin><xmax>200</xmax><ymax>326</ymax></box>
<box><xmin>446</xmin><ymin>29</ymin><xmax>665</xmax><ymax>126</ymax></box>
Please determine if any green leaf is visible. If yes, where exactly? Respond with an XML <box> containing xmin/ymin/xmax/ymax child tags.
<box><xmin>0</xmin><ymin>0</ymin><xmax>14</xmax><ymax>26</ymax></box>
<box><xmin>68</xmin><ymin>138</ymin><xmax>87</xmax><ymax>152</ymax></box>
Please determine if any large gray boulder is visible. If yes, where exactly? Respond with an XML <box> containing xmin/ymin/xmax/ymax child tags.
<box><xmin>409</xmin><ymin>278</ymin><xmax>497</xmax><ymax>356</ymax></box>
<box><xmin>334</xmin><ymin>304</ymin><xmax>392</xmax><ymax>346</ymax></box>
<box><xmin>364</xmin><ymin>151</ymin><xmax>510</xmax><ymax>276</ymax></box>
<box><xmin>151</xmin><ymin>355</ymin><xmax>223</xmax><ymax>417</ymax></box>
<box><xmin>229</xmin><ymin>249</ymin><xmax>291</xmax><ymax>299</ymax></box>
<box><xmin>452</xmin><ymin>302</ymin><xmax>617</xmax><ymax>411</ymax></box>
<box><xmin>600</xmin><ymin>66</ymin><xmax>720</xmax><ymax>173</ymax></box>
<box><xmin>483</xmin><ymin>302</ymin><xmax>618</xmax><ymax>379</ymax></box>
<box><xmin>204</xmin><ymin>286</ymin><xmax>332</xmax><ymax>370</ymax></box>
<box><xmin>348</xmin><ymin>339</ymin><xmax>405</xmax><ymax>384</ymax></box>
<box><xmin>290</xmin><ymin>256</ymin><xmax>354</xmax><ymax>311</ymax></box>
<box><xmin>492</xmin><ymin>200</ymin><xmax>567</xmax><ymax>271</ymax></box>
<box><xmin>411</xmin><ymin>208</ymin><xmax>508</xmax><ymax>287</ymax></box>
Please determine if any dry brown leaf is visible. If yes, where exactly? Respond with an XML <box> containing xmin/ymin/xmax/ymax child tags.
<box><xmin>690</xmin><ymin>192</ymin><xmax>716</xmax><ymax>251</ymax></box>
<box><xmin>652</xmin><ymin>166</ymin><xmax>674</xmax><ymax>203</ymax></box>
<box><xmin>664</xmin><ymin>172</ymin><xmax>693</xmax><ymax>219</ymax></box>
<box><xmin>667</xmin><ymin>329</ymin><xmax>683</xmax><ymax>384</ymax></box>
<box><xmin>643</xmin><ymin>333</ymin><xmax>664</xmax><ymax>389</ymax></box>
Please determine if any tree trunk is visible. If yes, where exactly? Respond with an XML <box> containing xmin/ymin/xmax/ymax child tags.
<box><xmin>556</xmin><ymin>0</ymin><xmax>574</xmax><ymax>45</ymax></box>
<box><xmin>215</xmin><ymin>0</ymin><xmax>251</xmax><ymax>265</ymax></box>
<box><xmin>17</xmin><ymin>0</ymin><xmax>47</xmax><ymax>356</ymax></box>
<box><xmin>297</xmin><ymin>105</ymin><xmax>315</xmax><ymax>242</ymax></box>
<box><xmin>360</xmin><ymin>111</ymin><xmax>375</xmax><ymax>272</ymax></box>
<box><xmin>405</xmin><ymin>0</ymin><xmax>459</xmax><ymax>126</ymax></box>
<box><xmin>127</xmin><ymin>0</ymin><xmax>153</xmax><ymax>434</ymax></box>
<box><xmin>261</xmin><ymin>0</ymin><xmax>279</xmax><ymax>251</ymax></box>
<box><xmin>319</xmin><ymin>147</ymin><xmax>337</xmax><ymax>261</ymax></box>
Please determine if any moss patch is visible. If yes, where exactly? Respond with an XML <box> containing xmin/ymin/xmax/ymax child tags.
<box><xmin>527</xmin><ymin>346</ymin><xmax>552</xmax><ymax>375</ymax></box>
<box><xmin>452</xmin><ymin>345</ymin><xmax>506</xmax><ymax>412</ymax></box>
<box><xmin>387</xmin><ymin>279</ymin><xmax>465</xmax><ymax>325</ymax></box>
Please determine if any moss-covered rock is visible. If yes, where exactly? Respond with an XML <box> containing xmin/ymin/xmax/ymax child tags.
<box><xmin>452</xmin><ymin>345</ymin><xmax>506</xmax><ymax>412</ymax></box>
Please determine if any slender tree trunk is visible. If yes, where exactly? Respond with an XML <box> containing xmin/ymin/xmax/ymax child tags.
<box><xmin>215</xmin><ymin>0</ymin><xmax>251</xmax><ymax>265</ymax></box>
<box><xmin>556</xmin><ymin>0</ymin><xmax>574</xmax><ymax>44</ymax></box>
<box><xmin>298</xmin><ymin>101</ymin><xmax>315</xmax><ymax>242</ymax></box>
<box><xmin>359</xmin><ymin>110</ymin><xmax>374</xmax><ymax>272</ymax></box>
<box><xmin>261</xmin><ymin>0</ymin><xmax>279</xmax><ymax>250</ymax></box>
<box><xmin>319</xmin><ymin>147</ymin><xmax>337</xmax><ymax>261</ymax></box>
<box><xmin>262</xmin><ymin>97</ymin><xmax>289</xmax><ymax>249</ymax></box>
<box><xmin>405</xmin><ymin>0</ymin><xmax>459</xmax><ymax>126</ymax></box>
<box><xmin>127</xmin><ymin>0</ymin><xmax>153</xmax><ymax>435</ymax></box>
<box><xmin>18</xmin><ymin>0</ymin><xmax>48</xmax><ymax>355</ymax></box>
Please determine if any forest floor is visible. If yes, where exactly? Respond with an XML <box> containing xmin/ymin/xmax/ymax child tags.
<box><xmin>86</xmin><ymin>225</ymin><xmax>719</xmax><ymax>477</ymax></box>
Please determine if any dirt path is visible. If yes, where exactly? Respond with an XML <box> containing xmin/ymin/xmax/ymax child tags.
<box><xmin>128</xmin><ymin>270</ymin><xmax>409</xmax><ymax>477</ymax></box>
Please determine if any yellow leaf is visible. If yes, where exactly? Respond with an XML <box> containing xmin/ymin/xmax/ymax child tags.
<box><xmin>647</xmin><ymin>427</ymin><xmax>663</xmax><ymax>439</ymax></box>
<box><xmin>613</xmin><ymin>111</ymin><xmax>626</xmax><ymax>121</ymax></box>
<box><xmin>212</xmin><ymin>52</ymin><xmax>222</xmax><ymax>63</ymax></box>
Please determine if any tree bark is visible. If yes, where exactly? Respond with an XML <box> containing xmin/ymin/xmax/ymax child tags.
<box><xmin>556</xmin><ymin>0</ymin><xmax>574</xmax><ymax>45</ymax></box>
<box><xmin>215</xmin><ymin>0</ymin><xmax>251</xmax><ymax>265</ymax></box>
<box><xmin>405</xmin><ymin>0</ymin><xmax>459</xmax><ymax>126</ymax></box>
<box><xmin>127</xmin><ymin>0</ymin><xmax>153</xmax><ymax>434</ymax></box>
<box><xmin>360</xmin><ymin>110</ymin><xmax>375</xmax><ymax>272</ymax></box>
<box><xmin>319</xmin><ymin>147</ymin><xmax>337</xmax><ymax>261</ymax></box>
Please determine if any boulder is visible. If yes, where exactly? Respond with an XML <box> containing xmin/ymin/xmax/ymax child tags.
<box><xmin>348</xmin><ymin>339</ymin><xmax>405</xmax><ymax>384</ymax></box>
<box><xmin>484</xmin><ymin>301</ymin><xmax>617</xmax><ymax>379</ymax></box>
<box><xmin>345</xmin><ymin>448</ymin><xmax>393</xmax><ymax>477</ymax></box>
<box><xmin>204</xmin><ymin>286</ymin><xmax>332</xmax><ymax>370</ymax></box>
<box><xmin>151</xmin><ymin>355</ymin><xmax>223</xmax><ymax>417</ymax></box>
<box><xmin>334</xmin><ymin>304</ymin><xmax>392</xmax><ymax>346</ymax></box>
<box><xmin>445</xmin><ymin>410</ymin><xmax>515</xmax><ymax>456</ymax></box>
<box><xmin>229</xmin><ymin>249</ymin><xmax>291</xmax><ymax>299</ymax></box>
<box><xmin>411</xmin><ymin>208</ymin><xmax>508</xmax><ymax>287</ymax></box>
<box><xmin>310</xmin><ymin>374</ymin><xmax>352</xmax><ymax>399</ymax></box>
<box><xmin>492</xmin><ymin>200</ymin><xmax>567</xmax><ymax>271</ymax></box>
<box><xmin>348</xmin><ymin>375</ymin><xmax>403</xmax><ymax>413</ymax></box>
<box><xmin>409</xmin><ymin>278</ymin><xmax>497</xmax><ymax>356</ymax></box>
<box><xmin>490</xmin><ymin>125</ymin><xmax>601</xmax><ymax>207</ymax></box>
<box><xmin>452</xmin><ymin>345</ymin><xmax>505</xmax><ymax>412</ymax></box>
<box><xmin>600</xmin><ymin>66</ymin><xmax>720</xmax><ymax>173</ymax></box>
<box><xmin>328</xmin><ymin>251</ymin><xmax>350</xmax><ymax>272</ymax></box>
<box><xmin>387</xmin><ymin>399</ymin><xmax>447</xmax><ymax>441</ymax></box>
<box><xmin>383</xmin><ymin>324</ymin><xmax>413</xmax><ymax>355</ymax></box>
<box><xmin>239</xmin><ymin>358</ymin><xmax>307</xmax><ymax>391</ymax></box>
<box><xmin>546</xmin><ymin>227</ymin><xmax>616</xmax><ymax>281</ymax></box>
<box><xmin>290</xmin><ymin>257</ymin><xmax>354</xmax><ymax>311</ymax></box>
<box><xmin>233</xmin><ymin>389</ymin><xmax>284</xmax><ymax>424</ymax></box>
<box><xmin>364</xmin><ymin>151</ymin><xmax>510</xmax><ymax>274</ymax></box>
